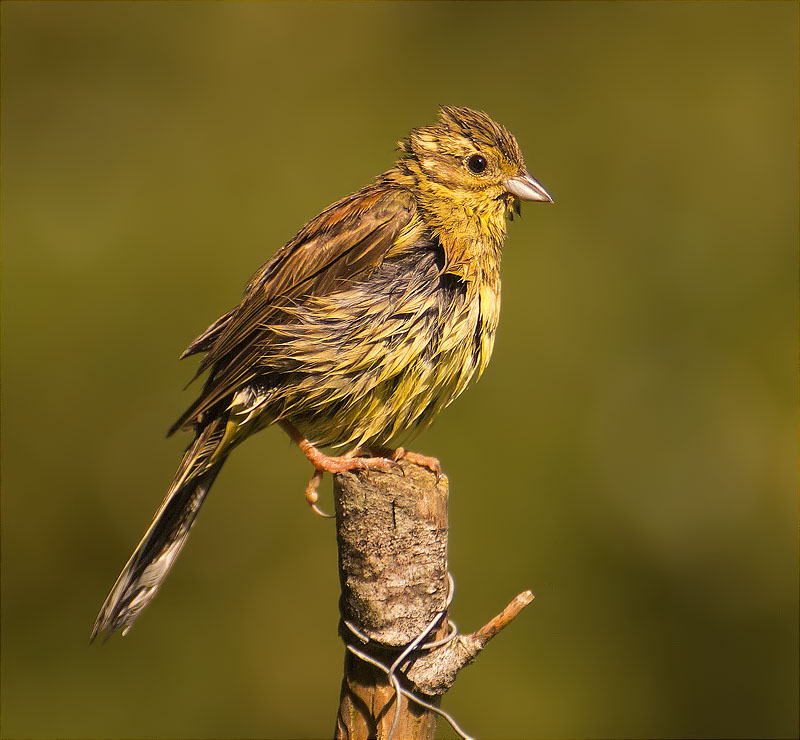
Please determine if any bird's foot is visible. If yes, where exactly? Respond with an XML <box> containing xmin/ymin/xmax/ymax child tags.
<box><xmin>303</xmin><ymin>449</ymin><xmax>397</xmax><ymax>518</ymax></box>
<box><xmin>280</xmin><ymin>422</ymin><xmax>397</xmax><ymax>517</ymax></box>
<box><xmin>391</xmin><ymin>447</ymin><xmax>443</xmax><ymax>479</ymax></box>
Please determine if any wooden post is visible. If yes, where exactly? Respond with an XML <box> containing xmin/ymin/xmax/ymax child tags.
<box><xmin>332</xmin><ymin>461</ymin><xmax>533</xmax><ymax>739</ymax></box>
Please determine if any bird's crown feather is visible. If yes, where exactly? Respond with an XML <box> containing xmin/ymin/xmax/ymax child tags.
<box><xmin>398</xmin><ymin>105</ymin><xmax>523</xmax><ymax>169</ymax></box>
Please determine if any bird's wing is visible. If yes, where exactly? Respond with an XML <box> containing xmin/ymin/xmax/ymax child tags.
<box><xmin>170</xmin><ymin>181</ymin><xmax>420</xmax><ymax>434</ymax></box>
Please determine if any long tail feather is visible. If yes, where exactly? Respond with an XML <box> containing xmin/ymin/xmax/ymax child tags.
<box><xmin>91</xmin><ymin>416</ymin><xmax>228</xmax><ymax>641</ymax></box>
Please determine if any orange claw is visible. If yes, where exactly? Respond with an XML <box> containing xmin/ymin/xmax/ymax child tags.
<box><xmin>304</xmin><ymin>469</ymin><xmax>333</xmax><ymax>518</ymax></box>
<box><xmin>282</xmin><ymin>421</ymin><xmax>397</xmax><ymax>518</ymax></box>
<box><xmin>392</xmin><ymin>447</ymin><xmax>442</xmax><ymax>479</ymax></box>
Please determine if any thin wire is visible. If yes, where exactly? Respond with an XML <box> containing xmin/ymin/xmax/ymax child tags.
<box><xmin>421</xmin><ymin>620</ymin><xmax>458</xmax><ymax>650</ymax></box>
<box><xmin>341</xmin><ymin>572</ymin><xmax>473</xmax><ymax>740</ymax></box>
<box><xmin>345</xmin><ymin>643</ymin><xmax>474</xmax><ymax>740</ymax></box>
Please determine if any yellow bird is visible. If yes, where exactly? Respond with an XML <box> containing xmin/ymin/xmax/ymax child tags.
<box><xmin>92</xmin><ymin>106</ymin><xmax>552</xmax><ymax>641</ymax></box>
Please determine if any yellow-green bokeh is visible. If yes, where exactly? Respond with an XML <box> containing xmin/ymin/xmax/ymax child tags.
<box><xmin>1</xmin><ymin>2</ymin><xmax>797</xmax><ymax>738</ymax></box>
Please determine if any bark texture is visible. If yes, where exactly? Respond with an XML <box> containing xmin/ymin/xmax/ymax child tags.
<box><xmin>334</xmin><ymin>461</ymin><xmax>447</xmax><ymax>739</ymax></box>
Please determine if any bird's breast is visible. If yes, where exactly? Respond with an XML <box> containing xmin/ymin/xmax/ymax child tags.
<box><xmin>261</xmin><ymin>242</ymin><xmax>500</xmax><ymax>449</ymax></box>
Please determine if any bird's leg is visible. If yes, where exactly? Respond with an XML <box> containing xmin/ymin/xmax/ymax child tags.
<box><xmin>279</xmin><ymin>421</ymin><xmax>397</xmax><ymax>517</ymax></box>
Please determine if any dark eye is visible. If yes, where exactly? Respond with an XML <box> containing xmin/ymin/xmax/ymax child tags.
<box><xmin>467</xmin><ymin>154</ymin><xmax>488</xmax><ymax>174</ymax></box>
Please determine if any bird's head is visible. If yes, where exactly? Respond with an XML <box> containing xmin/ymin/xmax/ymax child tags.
<box><xmin>397</xmin><ymin>106</ymin><xmax>552</xmax><ymax>224</ymax></box>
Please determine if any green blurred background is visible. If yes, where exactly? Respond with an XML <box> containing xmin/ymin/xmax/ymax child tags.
<box><xmin>2</xmin><ymin>2</ymin><xmax>797</xmax><ymax>738</ymax></box>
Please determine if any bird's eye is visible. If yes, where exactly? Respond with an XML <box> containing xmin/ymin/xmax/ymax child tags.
<box><xmin>466</xmin><ymin>154</ymin><xmax>488</xmax><ymax>174</ymax></box>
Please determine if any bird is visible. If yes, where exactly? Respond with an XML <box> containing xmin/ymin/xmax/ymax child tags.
<box><xmin>91</xmin><ymin>105</ymin><xmax>552</xmax><ymax>641</ymax></box>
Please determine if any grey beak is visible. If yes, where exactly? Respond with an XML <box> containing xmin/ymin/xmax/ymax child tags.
<box><xmin>503</xmin><ymin>170</ymin><xmax>553</xmax><ymax>203</ymax></box>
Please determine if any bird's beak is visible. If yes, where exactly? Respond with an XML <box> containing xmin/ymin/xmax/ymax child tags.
<box><xmin>503</xmin><ymin>170</ymin><xmax>553</xmax><ymax>203</ymax></box>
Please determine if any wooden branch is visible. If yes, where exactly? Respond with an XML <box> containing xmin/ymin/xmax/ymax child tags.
<box><xmin>404</xmin><ymin>590</ymin><xmax>534</xmax><ymax>696</ymax></box>
<box><xmin>332</xmin><ymin>460</ymin><xmax>533</xmax><ymax>739</ymax></box>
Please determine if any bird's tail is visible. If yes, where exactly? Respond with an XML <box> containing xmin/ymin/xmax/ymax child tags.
<box><xmin>91</xmin><ymin>414</ymin><xmax>230</xmax><ymax>642</ymax></box>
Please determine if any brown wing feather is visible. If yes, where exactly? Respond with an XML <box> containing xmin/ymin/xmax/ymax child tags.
<box><xmin>169</xmin><ymin>179</ymin><xmax>417</xmax><ymax>435</ymax></box>
<box><xmin>179</xmin><ymin>309</ymin><xmax>236</xmax><ymax>360</ymax></box>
